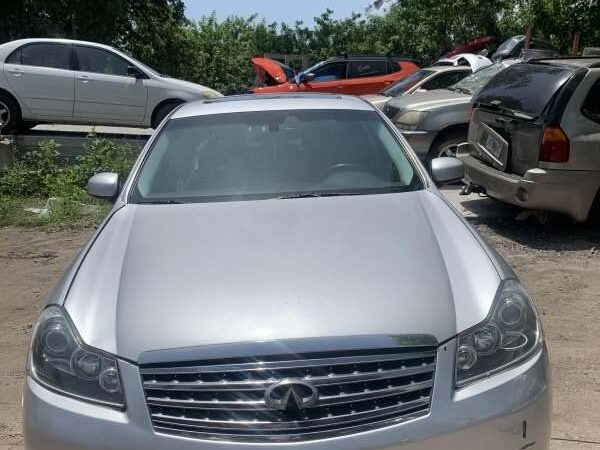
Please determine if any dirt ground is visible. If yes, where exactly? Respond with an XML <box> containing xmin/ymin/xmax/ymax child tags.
<box><xmin>0</xmin><ymin>218</ymin><xmax>599</xmax><ymax>449</ymax></box>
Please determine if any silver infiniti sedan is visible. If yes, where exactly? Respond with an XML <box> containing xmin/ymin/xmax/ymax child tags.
<box><xmin>23</xmin><ymin>94</ymin><xmax>551</xmax><ymax>450</ymax></box>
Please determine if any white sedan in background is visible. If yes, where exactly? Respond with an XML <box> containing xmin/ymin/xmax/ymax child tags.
<box><xmin>0</xmin><ymin>38</ymin><xmax>222</xmax><ymax>132</ymax></box>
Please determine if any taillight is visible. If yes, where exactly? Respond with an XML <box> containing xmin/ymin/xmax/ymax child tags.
<box><xmin>540</xmin><ymin>126</ymin><xmax>569</xmax><ymax>163</ymax></box>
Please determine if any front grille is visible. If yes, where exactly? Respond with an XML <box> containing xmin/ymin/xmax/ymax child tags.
<box><xmin>140</xmin><ymin>346</ymin><xmax>437</xmax><ymax>442</ymax></box>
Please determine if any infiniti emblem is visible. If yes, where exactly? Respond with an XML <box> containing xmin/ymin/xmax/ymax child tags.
<box><xmin>264</xmin><ymin>379</ymin><xmax>319</xmax><ymax>411</ymax></box>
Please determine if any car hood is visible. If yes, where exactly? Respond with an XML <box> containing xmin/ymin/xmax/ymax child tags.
<box><xmin>386</xmin><ymin>89</ymin><xmax>472</xmax><ymax>113</ymax></box>
<box><xmin>252</xmin><ymin>57</ymin><xmax>293</xmax><ymax>85</ymax></box>
<box><xmin>159</xmin><ymin>76</ymin><xmax>223</xmax><ymax>97</ymax></box>
<box><xmin>65</xmin><ymin>191</ymin><xmax>500</xmax><ymax>361</ymax></box>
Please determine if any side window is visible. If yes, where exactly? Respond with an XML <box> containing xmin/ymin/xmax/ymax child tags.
<box><xmin>582</xmin><ymin>78</ymin><xmax>600</xmax><ymax>124</ymax></box>
<box><xmin>21</xmin><ymin>44</ymin><xmax>71</xmax><ymax>70</ymax></box>
<box><xmin>421</xmin><ymin>70</ymin><xmax>470</xmax><ymax>91</ymax></box>
<box><xmin>6</xmin><ymin>48</ymin><xmax>21</xmax><ymax>64</ymax></box>
<box><xmin>312</xmin><ymin>62</ymin><xmax>348</xmax><ymax>82</ymax></box>
<box><xmin>348</xmin><ymin>60</ymin><xmax>387</xmax><ymax>78</ymax></box>
<box><xmin>75</xmin><ymin>46</ymin><xmax>130</xmax><ymax>76</ymax></box>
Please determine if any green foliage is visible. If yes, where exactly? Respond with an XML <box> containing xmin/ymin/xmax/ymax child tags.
<box><xmin>0</xmin><ymin>137</ymin><xmax>135</xmax><ymax>228</ymax></box>
<box><xmin>2</xmin><ymin>1</ymin><xmax>599</xmax><ymax>95</ymax></box>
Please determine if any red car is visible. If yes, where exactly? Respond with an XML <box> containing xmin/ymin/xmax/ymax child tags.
<box><xmin>251</xmin><ymin>55</ymin><xmax>420</xmax><ymax>96</ymax></box>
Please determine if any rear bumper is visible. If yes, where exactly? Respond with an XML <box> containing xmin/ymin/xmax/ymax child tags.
<box><xmin>460</xmin><ymin>153</ymin><xmax>600</xmax><ymax>222</ymax></box>
<box><xmin>24</xmin><ymin>340</ymin><xmax>551</xmax><ymax>450</ymax></box>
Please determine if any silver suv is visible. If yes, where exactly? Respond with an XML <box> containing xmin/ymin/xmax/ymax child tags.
<box><xmin>24</xmin><ymin>94</ymin><xmax>550</xmax><ymax>450</ymax></box>
<box><xmin>460</xmin><ymin>58</ymin><xmax>600</xmax><ymax>222</ymax></box>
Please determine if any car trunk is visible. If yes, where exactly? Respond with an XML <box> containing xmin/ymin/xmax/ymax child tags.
<box><xmin>251</xmin><ymin>57</ymin><xmax>294</xmax><ymax>87</ymax></box>
<box><xmin>468</xmin><ymin>62</ymin><xmax>582</xmax><ymax>175</ymax></box>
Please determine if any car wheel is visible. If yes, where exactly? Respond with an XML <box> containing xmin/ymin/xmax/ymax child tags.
<box><xmin>425</xmin><ymin>133</ymin><xmax>467</xmax><ymax>168</ymax></box>
<box><xmin>0</xmin><ymin>93</ymin><xmax>21</xmax><ymax>134</ymax></box>
<box><xmin>152</xmin><ymin>101</ymin><xmax>183</xmax><ymax>128</ymax></box>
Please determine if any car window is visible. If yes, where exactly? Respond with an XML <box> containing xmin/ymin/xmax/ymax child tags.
<box><xmin>19</xmin><ymin>43</ymin><xmax>71</xmax><ymax>70</ymax></box>
<box><xmin>475</xmin><ymin>63</ymin><xmax>577</xmax><ymax>117</ymax></box>
<box><xmin>381</xmin><ymin>69</ymin><xmax>433</xmax><ymax>96</ymax></box>
<box><xmin>75</xmin><ymin>46</ymin><xmax>130</xmax><ymax>76</ymax></box>
<box><xmin>420</xmin><ymin>70</ymin><xmax>471</xmax><ymax>91</ymax></box>
<box><xmin>582</xmin><ymin>78</ymin><xmax>600</xmax><ymax>124</ymax></box>
<box><xmin>348</xmin><ymin>60</ymin><xmax>387</xmax><ymax>78</ymax></box>
<box><xmin>311</xmin><ymin>62</ymin><xmax>347</xmax><ymax>82</ymax></box>
<box><xmin>448</xmin><ymin>63</ymin><xmax>506</xmax><ymax>96</ymax></box>
<box><xmin>131</xmin><ymin>109</ymin><xmax>422</xmax><ymax>203</ymax></box>
<box><xmin>5</xmin><ymin>48</ymin><xmax>21</xmax><ymax>64</ymax></box>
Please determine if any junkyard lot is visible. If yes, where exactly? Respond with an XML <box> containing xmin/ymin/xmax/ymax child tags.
<box><xmin>0</xmin><ymin>192</ymin><xmax>599</xmax><ymax>449</ymax></box>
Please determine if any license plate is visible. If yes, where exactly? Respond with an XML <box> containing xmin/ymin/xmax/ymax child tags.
<box><xmin>477</xmin><ymin>125</ymin><xmax>508</xmax><ymax>168</ymax></box>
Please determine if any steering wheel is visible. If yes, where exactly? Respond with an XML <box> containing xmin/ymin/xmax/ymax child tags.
<box><xmin>328</xmin><ymin>163</ymin><xmax>362</xmax><ymax>174</ymax></box>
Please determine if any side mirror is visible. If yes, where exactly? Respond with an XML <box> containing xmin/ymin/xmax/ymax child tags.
<box><xmin>303</xmin><ymin>72</ymin><xmax>315</xmax><ymax>83</ymax></box>
<box><xmin>87</xmin><ymin>172</ymin><xmax>119</xmax><ymax>200</ymax></box>
<box><xmin>430</xmin><ymin>157</ymin><xmax>464</xmax><ymax>185</ymax></box>
<box><xmin>127</xmin><ymin>65</ymin><xmax>145</xmax><ymax>79</ymax></box>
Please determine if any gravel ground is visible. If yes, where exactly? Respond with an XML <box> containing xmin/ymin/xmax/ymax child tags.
<box><xmin>0</xmin><ymin>217</ymin><xmax>599</xmax><ymax>449</ymax></box>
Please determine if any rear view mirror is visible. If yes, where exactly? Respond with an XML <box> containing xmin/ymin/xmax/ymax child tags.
<box><xmin>127</xmin><ymin>65</ymin><xmax>145</xmax><ymax>79</ymax></box>
<box><xmin>430</xmin><ymin>157</ymin><xmax>464</xmax><ymax>185</ymax></box>
<box><xmin>87</xmin><ymin>172</ymin><xmax>119</xmax><ymax>200</ymax></box>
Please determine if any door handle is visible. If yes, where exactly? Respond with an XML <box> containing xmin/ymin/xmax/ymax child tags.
<box><xmin>8</xmin><ymin>68</ymin><xmax>23</xmax><ymax>77</ymax></box>
<box><xmin>77</xmin><ymin>75</ymin><xmax>91</xmax><ymax>83</ymax></box>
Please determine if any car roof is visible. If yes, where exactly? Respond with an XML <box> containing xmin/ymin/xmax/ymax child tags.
<box><xmin>426</xmin><ymin>65</ymin><xmax>473</xmax><ymax>73</ymax></box>
<box><xmin>171</xmin><ymin>94</ymin><xmax>374</xmax><ymax>119</ymax></box>
<box><xmin>0</xmin><ymin>38</ymin><xmax>117</xmax><ymax>52</ymax></box>
<box><xmin>531</xmin><ymin>57</ymin><xmax>600</xmax><ymax>68</ymax></box>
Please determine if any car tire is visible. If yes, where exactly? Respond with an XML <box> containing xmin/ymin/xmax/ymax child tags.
<box><xmin>426</xmin><ymin>132</ymin><xmax>467</xmax><ymax>168</ymax></box>
<box><xmin>0</xmin><ymin>93</ymin><xmax>21</xmax><ymax>134</ymax></box>
<box><xmin>152</xmin><ymin>101</ymin><xmax>183</xmax><ymax>128</ymax></box>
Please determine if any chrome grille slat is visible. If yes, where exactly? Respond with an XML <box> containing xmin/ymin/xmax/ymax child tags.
<box><xmin>141</xmin><ymin>345</ymin><xmax>436</xmax><ymax>442</ymax></box>
<box><xmin>140</xmin><ymin>350</ymin><xmax>437</xmax><ymax>375</ymax></box>
<box><xmin>151</xmin><ymin>397</ymin><xmax>431</xmax><ymax>432</ymax></box>
<box><xmin>143</xmin><ymin>363</ymin><xmax>435</xmax><ymax>391</ymax></box>
<box><xmin>146</xmin><ymin>379</ymin><xmax>433</xmax><ymax>410</ymax></box>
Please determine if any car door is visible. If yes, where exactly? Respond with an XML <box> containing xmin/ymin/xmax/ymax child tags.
<box><xmin>3</xmin><ymin>42</ymin><xmax>74</xmax><ymax>119</ymax></box>
<box><xmin>340</xmin><ymin>60</ymin><xmax>390</xmax><ymax>95</ymax></box>
<box><xmin>301</xmin><ymin>61</ymin><xmax>348</xmax><ymax>93</ymax></box>
<box><xmin>73</xmin><ymin>45</ymin><xmax>147</xmax><ymax>125</ymax></box>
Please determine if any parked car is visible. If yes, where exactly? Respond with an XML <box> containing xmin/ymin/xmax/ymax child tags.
<box><xmin>491</xmin><ymin>35</ymin><xmax>558</xmax><ymax>61</ymax></box>
<box><xmin>460</xmin><ymin>57</ymin><xmax>600</xmax><ymax>222</ymax></box>
<box><xmin>251</xmin><ymin>55</ymin><xmax>419</xmax><ymax>95</ymax></box>
<box><xmin>23</xmin><ymin>93</ymin><xmax>550</xmax><ymax>450</ymax></box>
<box><xmin>384</xmin><ymin>60</ymin><xmax>518</xmax><ymax>164</ymax></box>
<box><xmin>363</xmin><ymin>54</ymin><xmax>491</xmax><ymax>110</ymax></box>
<box><xmin>0</xmin><ymin>38</ymin><xmax>222</xmax><ymax>132</ymax></box>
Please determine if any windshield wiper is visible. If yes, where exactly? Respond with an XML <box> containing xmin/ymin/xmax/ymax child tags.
<box><xmin>138</xmin><ymin>200</ymin><xmax>183</xmax><ymax>204</ymax></box>
<box><xmin>453</xmin><ymin>86</ymin><xmax>472</xmax><ymax>95</ymax></box>
<box><xmin>278</xmin><ymin>192</ymin><xmax>366</xmax><ymax>199</ymax></box>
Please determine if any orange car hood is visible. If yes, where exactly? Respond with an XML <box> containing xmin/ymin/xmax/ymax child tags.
<box><xmin>252</xmin><ymin>57</ymin><xmax>292</xmax><ymax>84</ymax></box>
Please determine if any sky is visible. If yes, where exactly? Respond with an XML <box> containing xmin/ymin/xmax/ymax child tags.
<box><xmin>183</xmin><ymin>0</ymin><xmax>373</xmax><ymax>27</ymax></box>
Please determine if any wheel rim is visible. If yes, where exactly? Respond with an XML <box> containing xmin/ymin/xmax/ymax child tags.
<box><xmin>0</xmin><ymin>101</ymin><xmax>10</xmax><ymax>128</ymax></box>
<box><xmin>438</xmin><ymin>143</ymin><xmax>458</xmax><ymax>158</ymax></box>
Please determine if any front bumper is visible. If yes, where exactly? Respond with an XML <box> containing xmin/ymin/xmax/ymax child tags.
<box><xmin>24</xmin><ymin>340</ymin><xmax>551</xmax><ymax>450</ymax></box>
<box><xmin>460</xmin><ymin>153</ymin><xmax>600</xmax><ymax>222</ymax></box>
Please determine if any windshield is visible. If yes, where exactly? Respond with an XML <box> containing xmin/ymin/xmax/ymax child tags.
<box><xmin>130</xmin><ymin>109</ymin><xmax>422</xmax><ymax>203</ymax></box>
<box><xmin>447</xmin><ymin>63</ymin><xmax>506</xmax><ymax>96</ymax></box>
<box><xmin>475</xmin><ymin>63</ymin><xmax>577</xmax><ymax>118</ymax></box>
<box><xmin>381</xmin><ymin>69</ymin><xmax>434</xmax><ymax>96</ymax></box>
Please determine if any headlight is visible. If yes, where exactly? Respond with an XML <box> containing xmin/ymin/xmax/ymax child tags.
<box><xmin>393</xmin><ymin>110</ymin><xmax>429</xmax><ymax>130</ymax></box>
<box><xmin>455</xmin><ymin>279</ymin><xmax>542</xmax><ymax>387</ymax></box>
<box><xmin>28</xmin><ymin>306</ymin><xmax>124</xmax><ymax>408</ymax></box>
